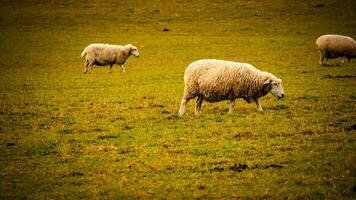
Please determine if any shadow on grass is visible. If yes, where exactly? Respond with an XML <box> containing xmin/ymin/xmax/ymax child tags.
<box><xmin>346</xmin><ymin>124</ymin><xmax>356</xmax><ymax>131</ymax></box>
<box><xmin>321</xmin><ymin>63</ymin><xmax>343</xmax><ymax>67</ymax></box>
<box><xmin>211</xmin><ymin>163</ymin><xmax>284</xmax><ymax>173</ymax></box>
<box><xmin>269</xmin><ymin>105</ymin><xmax>289</xmax><ymax>110</ymax></box>
<box><xmin>234</xmin><ymin>131</ymin><xmax>253</xmax><ymax>140</ymax></box>
<box><xmin>323</xmin><ymin>74</ymin><xmax>356</xmax><ymax>79</ymax></box>
<box><xmin>97</xmin><ymin>135</ymin><xmax>119</xmax><ymax>140</ymax></box>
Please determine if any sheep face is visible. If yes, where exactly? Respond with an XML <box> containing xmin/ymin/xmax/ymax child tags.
<box><xmin>130</xmin><ymin>46</ymin><xmax>140</xmax><ymax>57</ymax></box>
<box><xmin>266</xmin><ymin>78</ymin><xmax>285</xmax><ymax>99</ymax></box>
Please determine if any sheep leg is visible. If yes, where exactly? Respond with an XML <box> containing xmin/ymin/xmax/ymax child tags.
<box><xmin>319</xmin><ymin>50</ymin><xmax>325</xmax><ymax>65</ymax></box>
<box><xmin>108</xmin><ymin>64</ymin><xmax>113</xmax><ymax>73</ymax></box>
<box><xmin>178</xmin><ymin>98</ymin><xmax>188</xmax><ymax>116</ymax></box>
<box><xmin>179</xmin><ymin>86</ymin><xmax>198</xmax><ymax>116</ymax></box>
<box><xmin>342</xmin><ymin>56</ymin><xmax>350</xmax><ymax>63</ymax></box>
<box><xmin>195</xmin><ymin>95</ymin><xmax>203</xmax><ymax>115</ymax></box>
<box><xmin>342</xmin><ymin>57</ymin><xmax>346</xmax><ymax>64</ymax></box>
<box><xmin>120</xmin><ymin>65</ymin><xmax>126</xmax><ymax>73</ymax></box>
<box><xmin>90</xmin><ymin>65</ymin><xmax>95</xmax><ymax>73</ymax></box>
<box><xmin>83</xmin><ymin>60</ymin><xmax>89</xmax><ymax>74</ymax></box>
<box><xmin>228</xmin><ymin>99</ymin><xmax>235</xmax><ymax>114</ymax></box>
<box><xmin>179</xmin><ymin>94</ymin><xmax>195</xmax><ymax>116</ymax></box>
<box><xmin>254</xmin><ymin>98</ymin><xmax>263</xmax><ymax>112</ymax></box>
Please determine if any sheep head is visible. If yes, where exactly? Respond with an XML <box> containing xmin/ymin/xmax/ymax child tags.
<box><xmin>264</xmin><ymin>78</ymin><xmax>285</xmax><ymax>100</ymax></box>
<box><xmin>128</xmin><ymin>44</ymin><xmax>140</xmax><ymax>57</ymax></box>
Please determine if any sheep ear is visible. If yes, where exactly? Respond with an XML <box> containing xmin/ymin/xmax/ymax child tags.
<box><xmin>263</xmin><ymin>78</ymin><xmax>272</xmax><ymax>85</ymax></box>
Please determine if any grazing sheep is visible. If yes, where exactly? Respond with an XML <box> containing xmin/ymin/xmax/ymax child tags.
<box><xmin>316</xmin><ymin>34</ymin><xmax>356</xmax><ymax>65</ymax></box>
<box><xmin>178</xmin><ymin>59</ymin><xmax>285</xmax><ymax>116</ymax></box>
<box><xmin>81</xmin><ymin>44</ymin><xmax>140</xmax><ymax>73</ymax></box>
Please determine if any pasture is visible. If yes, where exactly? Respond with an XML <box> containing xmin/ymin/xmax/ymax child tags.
<box><xmin>0</xmin><ymin>0</ymin><xmax>355</xmax><ymax>199</ymax></box>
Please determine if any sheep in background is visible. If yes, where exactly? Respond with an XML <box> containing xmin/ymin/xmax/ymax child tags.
<box><xmin>316</xmin><ymin>34</ymin><xmax>356</xmax><ymax>65</ymax></box>
<box><xmin>81</xmin><ymin>44</ymin><xmax>139</xmax><ymax>73</ymax></box>
<box><xmin>178</xmin><ymin>59</ymin><xmax>285</xmax><ymax>116</ymax></box>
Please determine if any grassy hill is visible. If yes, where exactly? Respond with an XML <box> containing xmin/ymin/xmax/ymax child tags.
<box><xmin>0</xmin><ymin>0</ymin><xmax>355</xmax><ymax>199</ymax></box>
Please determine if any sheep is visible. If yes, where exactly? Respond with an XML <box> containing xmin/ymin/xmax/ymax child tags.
<box><xmin>315</xmin><ymin>34</ymin><xmax>356</xmax><ymax>65</ymax></box>
<box><xmin>81</xmin><ymin>44</ymin><xmax>139</xmax><ymax>73</ymax></box>
<box><xmin>178</xmin><ymin>59</ymin><xmax>285</xmax><ymax>116</ymax></box>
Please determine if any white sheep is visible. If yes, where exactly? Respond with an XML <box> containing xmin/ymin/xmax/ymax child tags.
<box><xmin>315</xmin><ymin>34</ymin><xmax>356</xmax><ymax>65</ymax></box>
<box><xmin>178</xmin><ymin>59</ymin><xmax>285</xmax><ymax>116</ymax></box>
<box><xmin>81</xmin><ymin>44</ymin><xmax>139</xmax><ymax>73</ymax></box>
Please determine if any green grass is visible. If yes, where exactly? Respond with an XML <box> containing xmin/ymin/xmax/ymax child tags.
<box><xmin>0</xmin><ymin>0</ymin><xmax>355</xmax><ymax>199</ymax></box>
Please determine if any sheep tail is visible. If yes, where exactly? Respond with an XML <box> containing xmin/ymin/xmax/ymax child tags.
<box><xmin>81</xmin><ymin>48</ymin><xmax>88</xmax><ymax>57</ymax></box>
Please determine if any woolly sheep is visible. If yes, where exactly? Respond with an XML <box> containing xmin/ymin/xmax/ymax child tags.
<box><xmin>178</xmin><ymin>59</ymin><xmax>285</xmax><ymax>116</ymax></box>
<box><xmin>315</xmin><ymin>34</ymin><xmax>356</xmax><ymax>65</ymax></box>
<box><xmin>81</xmin><ymin>44</ymin><xmax>139</xmax><ymax>73</ymax></box>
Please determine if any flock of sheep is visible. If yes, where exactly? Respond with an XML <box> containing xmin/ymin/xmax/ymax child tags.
<box><xmin>81</xmin><ymin>34</ymin><xmax>356</xmax><ymax>116</ymax></box>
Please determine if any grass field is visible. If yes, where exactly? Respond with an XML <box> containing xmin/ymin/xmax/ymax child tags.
<box><xmin>0</xmin><ymin>0</ymin><xmax>355</xmax><ymax>199</ymax></box>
